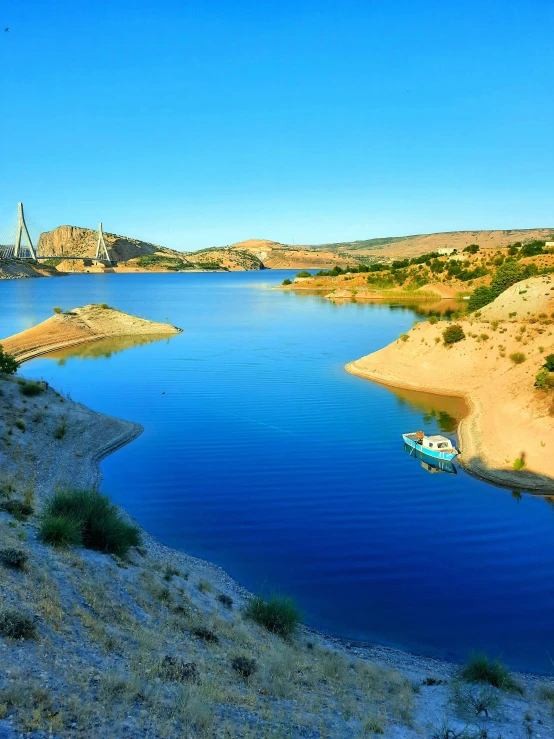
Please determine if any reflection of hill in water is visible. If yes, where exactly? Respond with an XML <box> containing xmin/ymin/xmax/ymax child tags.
<box><xmin>389</xmin><ymin>386</ymin><xmax>467</xmax><ymax>433</ymax></box>
<box><xmin>46</xmin><ymin>334</ymin><xmax>173</xmax><ymax>365</ymax></box>
<box><xmin>290</xmin><ymin>292</ymin><xmax>466</xmax><ymax>316</ymax></box>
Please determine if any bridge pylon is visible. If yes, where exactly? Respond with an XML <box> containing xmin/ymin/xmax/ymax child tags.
<box><xmin>95</xmin><ymin>222</ymin><xmax>110</xmax><ymax>263</ymax></box>
<box><xmin>14</xmin><ymin>202</ymin><xmax>37</xmax><ymax>260</ymax></box>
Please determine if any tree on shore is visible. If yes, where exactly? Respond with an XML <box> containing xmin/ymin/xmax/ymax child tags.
<box><xmin>0</xmin><ymin>345</ymin><xmax>18</xmax><ymax>375</ymax></box>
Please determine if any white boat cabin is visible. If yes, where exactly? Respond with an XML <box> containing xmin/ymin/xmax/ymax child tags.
<box><xmin>420</xmin><ymin>434</ymin><xmax>454</xmax><ymax>451</ymax></box>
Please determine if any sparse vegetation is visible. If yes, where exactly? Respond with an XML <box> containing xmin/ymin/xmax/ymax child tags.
<box><xmin>443</xmin><ymin>324</ymin><xmax>465</xmax><ymax>345</ymax></box>
<box><xmin>231</xmin><ymin>655</ymin><xmax>257</xmax><ymax>679</ymax></box>
<box><xmin>53</xmin><ymin>418</ymin><xmax>67</xmax><ymax>439</ymax></box>
<box><xmin>282</xmin><ymin>278</ymin><xmax>292</xmax><ymax>285</ymax></box>
<box><xmin>0</xmin><ymin>500</ymin><xmax>33</xmax><ymax>518</ymax></box>
<box><xmin>451</xmin><ymin>681</ymin><xmax>501</xmax><ymax>718</ymax></box>
<box><xmin>510</xmin><ymin>351</ymin><xmax>526</xmax><ymax>364</ymax></box>
<box><xmin>217</xmin><ymin>593</ymin><xmax>233</xmax><ymax>608</ymax></box>
<box><xmin>460</xmin><ymin>651</ymin><xmax>519</xmax><ymax>691</ymax></box>
<box><xmin>52</xmin><ymin>306</ymin><xmax>63</xmax><ymax>314</ymax></box>
<box><xmin>40</xmin><ymin>489</ymin><xmax>141</xmax><ymax>556</ymax></box>
<box><xmin>0</xmin><ymin>345</ymin><xmax>19</xmax><ymax>375</ymax></box>
<box><xmin>513</xmin><ymin>457</ymin><xmax>527</xmax><ymax>471</ymax></box>
<box><xmin>39</xmin><ymin>514</ymin><xmax>83</xmax><ymax>547</ymax></box>
<box><xmin>0</xmin><ymin>547</ymin><xmax>28</xmax><ymax>569</ymax></box>
<box><xmin>18</xmin><ymin>379</ymin><xmax>45</xmax><ymax>396</ymax></box>
<box><xmin>245</xmin><ymin>593</ymin><xmax>303</xmax><ymax>638</ymax></box>
<box><xmin>0</xmin><ymin>608</ymin><xmax>36</xmax><ymax>639</ymax></box>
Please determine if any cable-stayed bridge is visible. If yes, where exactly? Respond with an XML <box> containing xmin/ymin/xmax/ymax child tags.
<box><xmin>0</xmin><ymin>203</ymin><xmax>113</xmax><ymax>264</ymax></box>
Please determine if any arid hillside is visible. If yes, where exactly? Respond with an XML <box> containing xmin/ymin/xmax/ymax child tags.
<box><xmin>303</xmin><ymin>228</ymin><xmax>554</xmax><ymax>260</ymax></box>
<box><xmin>184</xmin><ymin>246</ymin><xmax>265</xmax><ymax>271</ymax></box>
<box><xmin>37</xmin><ymin>225</ymin><xmax>182</xmax><ymax>265</ymax></box>
<box><xmin>224</xmin><ymin>239</ymin><xmax>363</xmax><ymax>269</ymax></box>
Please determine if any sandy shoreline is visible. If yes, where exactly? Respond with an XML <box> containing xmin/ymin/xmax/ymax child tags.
<box><xmin>346</xmin><ymin>275</ymin><xmax>554</xmax><ymax>494</ymax></box>
<box><xmin>1</xmin><ymin>303</ymin><xmax>182</xmax><ymax>363</ymax></box>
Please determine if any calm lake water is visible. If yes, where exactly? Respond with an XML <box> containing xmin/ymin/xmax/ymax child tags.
<box><xmin>2</xmin><ymin>272</ymin><xmax>553</xmax><ymax>673</ymax></box>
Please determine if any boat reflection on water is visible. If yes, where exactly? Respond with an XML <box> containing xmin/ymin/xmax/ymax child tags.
<box><xmin>402</xmin><ymin>443</ymin><xmax>457</xmax><ymax>476</ymax></box>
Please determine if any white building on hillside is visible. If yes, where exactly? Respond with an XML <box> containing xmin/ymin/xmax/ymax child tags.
<box><xmin>438</xmin><ymin>248</ymin><xmax>457</xmax><ymax>256</ymax></box>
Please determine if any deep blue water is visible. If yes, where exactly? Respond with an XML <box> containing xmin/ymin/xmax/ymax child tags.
<box><xmin>1</xmin><ymin>272</ymin><xmax>553</xmax><ymax>673</ymax></box>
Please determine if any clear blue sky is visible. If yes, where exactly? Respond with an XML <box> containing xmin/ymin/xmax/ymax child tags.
<box><xmin>1</xmin><ymin>0</ymin><xmax>553</xmax><ymax>250</ymax></box>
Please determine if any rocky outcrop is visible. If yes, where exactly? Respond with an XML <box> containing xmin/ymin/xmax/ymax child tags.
<box><xmin>37</xmin><ymin>225</ymin><xmax>183</xmax><ymax>263</ymax></box>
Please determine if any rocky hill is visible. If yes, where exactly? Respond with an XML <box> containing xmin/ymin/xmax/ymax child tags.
<box><xmin>225</xmin><ymin>239</ymin><xmax>362</xmax><ymax>269</ymax></box>
<box><xmin>184</xmin><ymin>246</ymin><xmax>265</xmax><ymax>271</ymax></box>
<box><xmin>37</xmin><ymin>225</ymin><xmax>183</xmax><ymax>267</ymax></box>
<box><xmin>303</xmin><ymin>228</ymin><xmax>554</xmax><ymax>260</ymax></box>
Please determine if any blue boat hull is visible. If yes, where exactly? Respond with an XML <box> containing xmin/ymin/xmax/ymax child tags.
<box><xmin>402</xmin><ymin>434</ymin><xmax>458</xmax><ymax>461</ymax></box>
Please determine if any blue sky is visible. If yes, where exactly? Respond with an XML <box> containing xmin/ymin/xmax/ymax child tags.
<box><xmin>1</xmin><ymin>0</ymin><xmax>553</xmax><ymax>250</ymax></box>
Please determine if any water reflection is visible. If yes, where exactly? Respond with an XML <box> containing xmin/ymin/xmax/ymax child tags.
<box><xmin>388</xmin><ymin>386</ymin><xmax>467</xmax><ymax>433</ymax></box>
<box><xmin>402</xmin><ymin>443</ymin><xmax>457</xmax><ymax>476</ymax></box>
<box><xmin>44</xmin><ymin>334</ymin><xmax>175</xmax><ymax>365</ymax></box>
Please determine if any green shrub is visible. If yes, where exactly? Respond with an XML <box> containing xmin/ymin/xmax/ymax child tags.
<box><xmin>53</xmin><ymin>419</ymin><xmax>67</xmax><ymax>439</ymax></box>
<box><xmin>535</xmin><ymin>369</ymin><xmax>554</xmax><ymax>390</ymax></box>
<box><xmin>18</xmin><ymin>379</ymin><xmax>45</xmax><ymax>397</ymax></box>
<box><xmin>52</xmin><ymin>307</ymin><xmax>63</xmax><ymax>315</ymax></box>
<box><xmin>231</xmin><ymin>655</ymin><xmax>257</xmax><ymax>679</ymax></box>
<box><xmin>463</xmin><ymin>244</ymin><xmax>480</xmax><ymax>254</ymax></box>
<box><xmin>14</xmin><ymin>419</ymin><xmax>26</xmax><ymax>432</ymax></box>
<box><xmin>428</xmin><ymin>315</ymin><xmax>438</xmax><ymax>325</ymax></box>
<box><xmin>192</xmin><ymin>626</ymin><xmax>219</xmax><ymax>643</ymax></box>
<box><xmin>0</xmin><ymin>547</ymin><xmax>28</xmax><ymax>569</ymax></box>
<box><xmin>39</xmin><ymin>515</ymin><xmax>82</xmax><ymax>547</ymax></box>
<box><xmin>282</xmin><ymin>278</ymin><xmax>292</xmax><ymax>285</ymax></box>
<box><xmin>467</xmin><ymin>286</ymin><xmax>494</xmax><ymax>312</ymax></box>
<box><xmin>217</xmin><ymin>593</ymin><xmax>233</xmax><ymax>609</ymax></box>
<box><xmin>0</xmin><ymin>500</ymin><xmax>33</xmax><ymax>518</ymax></box>
<box><xmin>0</xmin><ymin>609</ymin><xmax>36</xmax><ymax>639</ymax></box>
<box><xmin>41</xmin><ymin>489</ymin><xmax>141</xmax><ymax>556</ymax></box>
<box><xmin>295</xmin><ymin>271</ymin><xmax>312</xmax><ymax>278</ymax></box>
<box><xmin>460</xmin><ymin>651</ymin><xmax>518</xmax><ymax>691</ymax></box>
<box><xmin>245</xmin><ymin>593</ymin><xmax>303</xmax><ymax>638</ymax></box>
<box><xmin>0</xmin><ymin>345</ymin><xmax>19</xmax><ymax>376</ymax></box>
<box><xmin>443</xmin><ymin>324</ymin><xmax>465</xmax><ymax>345</ymax></box>
<box><xmin>509</xmin><ymin>352</ymin><xmax>526</xmax><ymax>364</ymax></box>
<box><xmin>544</xmin><ymin>354</ymin><xmax>554</xmax><ymax>372</ymax></box>
<box><xmin>513</xmin><ymin>457</ymin><xmax>526</xmax><ymax>471</ymax></box>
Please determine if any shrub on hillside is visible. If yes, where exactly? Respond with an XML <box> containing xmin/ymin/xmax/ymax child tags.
<box><xmin>41</xmin><ymin>489</ymin><xmax>141</xmax><ymax>556</ymax></box>
<box><xmin>509</xmin><ymin>352</ymin><xmax>526</xmax><ymax>364</ymax></box>
<box><xmin>544</xmin><ymin>354</ymin><xmax>554</xmax><ymax>372</ymax></box>
<box><xmin>0</xmin><ymin>609</ymin><xmax>36</xmax><ymax>639</ymax></box>
<box><xmin>463</xmin><ymin>244</ymin><xmax>480</xmax><ymax>254</ymax></box>
<box><xmin>231</xmin><ymin>655</ymin><xmax>258</xmax><ymax>679</ymax></box>
<box><xmin>460</xmin><ymin>651</ymin><xmax>519</xmax><ymax>692</ymax></box>
<box><xmin>295</xmin><ymin>271</ymin><xmax>312</xmax><ymax>278</ymax></box>
<box><xmin>282</xmin><ymin>278</ymin><xmax>292</xmax><ymax>285</ymax></box>
<box><xmin>0</xmin><ymin>548</ymin><xmax>28</xmax><ymax>570</ymax></box>
<box><xmin>18</xmin><ymin>379</ymin><xmax>45</xmax><ymax>396</ymax></box>
<box><xmin>39</xmin><ymin>515</ymin><xmax>82</xmax><ymax>547</ymax></box>
<box><xmin>0</xmin><ymin>547</ymin><xmax>27</xmax><ymax>570</ymax></box>
<box><xmin>467</xmin><ymin>286</ymin><xmax>495</xmax><ymax>312</ymax></box>
<box><xmin>245</xmin><ymin>593</ymin><xmax>303</xmax><ymax>638</ymax></box>
<box><xmin>535</xmin><ymin>369</ymin><xmax>554</xmax><ymax>390</ymax></box>
<box><xmin>0</xmin><ymin>345</ymin><xmax>19</xmax><ymax>376</ymax></box>
<box><xmin>52</xmin><ymin>307</ymin><xmax>63</xmax><ymax>315</ymax></box>
<box><xmin>0</xmin><ymin>500</ymin><xmax>33</xmax><ymax>518</ymax></box>
<box><xmin>442</xmin><ymin>324</ymin><xmax>465</xmax><ymax>345</ymax></box>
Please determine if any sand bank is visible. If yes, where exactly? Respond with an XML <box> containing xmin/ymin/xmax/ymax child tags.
<box><xmin>347</xmin><ymin>276</ymin><xmax>554</xmax><ymax>492</ymax></box>
<box><xmin>0</xmin><ymin>303</ymin><xmax>181</xmax><ymax>363</ymax></box>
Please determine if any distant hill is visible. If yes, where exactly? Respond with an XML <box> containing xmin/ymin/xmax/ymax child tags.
<box><xmin>300</xmin><ymin>228</ymin><xmax>554</xmax><ymax>259</ymax></box>
<box><xmin>37</xmin><ymin>225</ymin><xmax>184</xmax><ymax>264</ymax></box>
<box><xmin>223</xmin><ymin>239</ymin><xmax>364</xmax><ymax>269</ymax></box>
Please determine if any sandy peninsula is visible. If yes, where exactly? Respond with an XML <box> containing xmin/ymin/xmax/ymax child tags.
<box><xmin>0</xmin><ymin>303</ymin><xmax>181</xmax><ymax>363</ymax></box>
<box><xmin>347</xmin><ymin>275</ymin><xmax>554</xmax><ymax>492</ymax></box>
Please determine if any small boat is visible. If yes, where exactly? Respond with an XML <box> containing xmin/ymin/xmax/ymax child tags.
<box><xmin>402</xmin><ymin>443</ymin><xmax>457</xmax><ymax>475</ymax></box>
<box><xmin>402</xmin><ymin>430</ymin><xmax>459</xmax><ymax>461</ymax></box>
